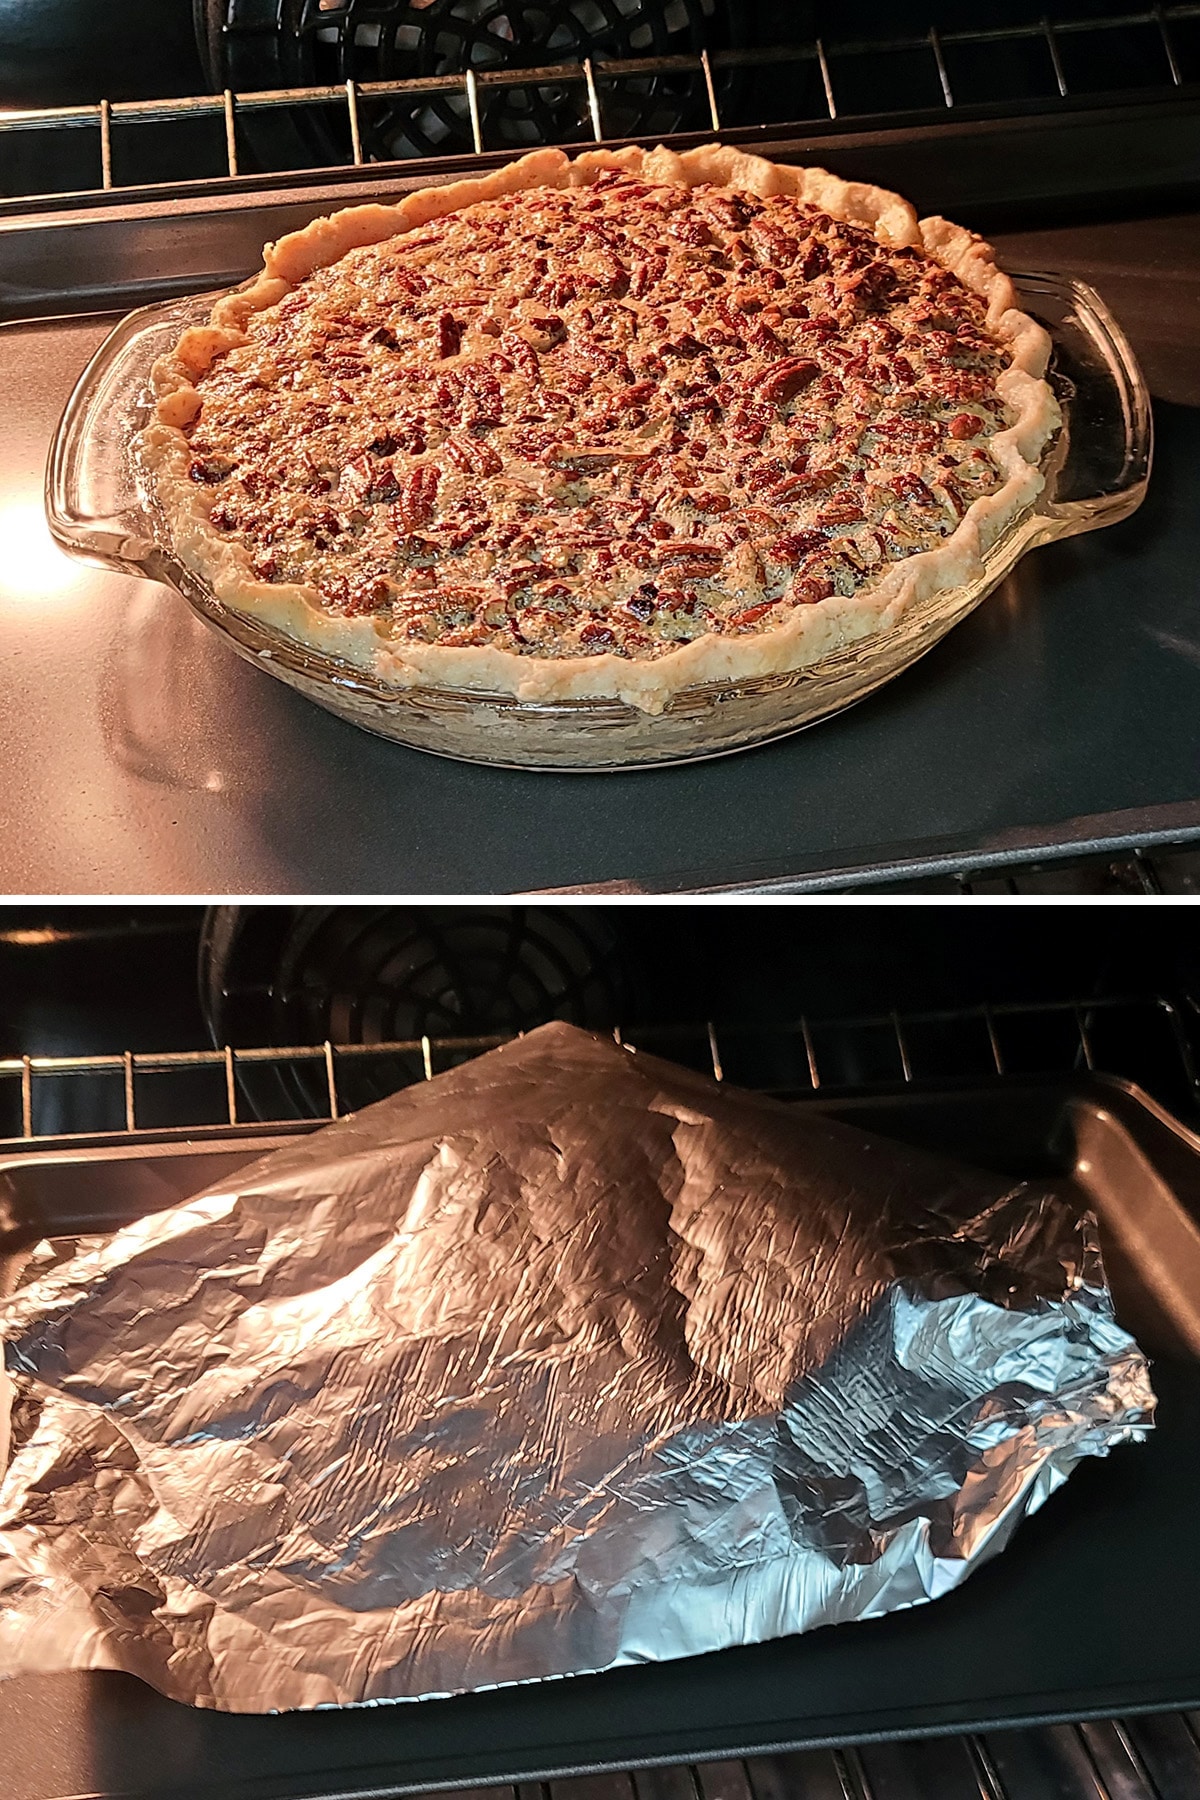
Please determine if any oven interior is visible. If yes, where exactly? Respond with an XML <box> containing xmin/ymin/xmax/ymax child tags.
<box><xmin>5</xmin><ymin>1</ymin><xmax>1200</xmax><ymax>211</ymax></box>
<box><xmin>1</xmin><ymin>7</ymin><xmax>1199</xmax><ymax>890</ymax></box>
<box><xmin>0</xmin><ymin>906</ymin><xmax>1198</xmax><ymax>1799</ymax></box>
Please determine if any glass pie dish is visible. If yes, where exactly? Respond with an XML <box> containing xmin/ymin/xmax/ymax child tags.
<box><xmin>46</xmin><ymin>272</ymin><xmax>1150</xmax><ymax>771</ymax></box>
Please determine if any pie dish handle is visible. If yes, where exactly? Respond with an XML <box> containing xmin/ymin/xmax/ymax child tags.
<box><xmin>1019</xmin><ymin>270</ymin><xmax>1153</xmax><ymax>540</ymax></box>
<box><xmin>45</xmin><ymin>290</ymin><xmax>217</xmax><ymax>578</ymax></box>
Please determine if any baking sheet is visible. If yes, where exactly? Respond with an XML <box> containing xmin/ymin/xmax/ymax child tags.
<box><xmin>1</xmin><ymin>190</ymin><xmax>1198</xmax><ymax>887</ymax></box>
<box><xmin>0</xmin><ymin>1034</ymin><xmax>1155</xmax><ymax>1712</ymax></box>
<box><xmin>0</xmin><ymin>1076</ymin><xmax>1198</xmax><ymax>1800</ymax></box>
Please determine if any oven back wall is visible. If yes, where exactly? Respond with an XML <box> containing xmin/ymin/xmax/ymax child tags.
<box><xmin>1</xmin><ymin>899</ymin><xmax>1195</xmax><ymax>1066</ymax></box>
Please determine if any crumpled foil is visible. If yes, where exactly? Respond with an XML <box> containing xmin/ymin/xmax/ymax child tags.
<box><xmin>0</xmin><ymin>1022</ymin><xmax>1154</xmax><ymax>1713</ymax></box>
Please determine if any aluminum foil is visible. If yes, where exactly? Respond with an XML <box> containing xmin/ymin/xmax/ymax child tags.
<box><xmin>0</xmin><ymin>1022</ymin><xmax>1154</xmax><ymax>1713</ymax></box>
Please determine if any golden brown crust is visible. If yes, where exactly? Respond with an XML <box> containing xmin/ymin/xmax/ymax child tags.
<box><xmin>141</xmin><ymin>143</ymin><xmax>1059</xmax><ymax>714</ymax></box>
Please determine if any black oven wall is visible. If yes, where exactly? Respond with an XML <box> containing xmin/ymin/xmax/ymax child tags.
<box><xmin>0</xmin><ymin>904</ymin><xmax>1196</xmax><ymax>1128</ymax></box>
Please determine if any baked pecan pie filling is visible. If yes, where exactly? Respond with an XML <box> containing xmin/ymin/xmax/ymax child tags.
<box><xmin>180</xmin><ymin>172</ymin><xmax>1019</xmax><ymax>662</ymax></box>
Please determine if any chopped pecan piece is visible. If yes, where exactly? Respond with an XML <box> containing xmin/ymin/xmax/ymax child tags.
<box><xmin>729</xmin><ymin>404</ymin><xmax>772</xmax><ymax>446</ymax></box>
<box><xmin>768</xmin><ymin>468</ymin><xmax>841</xmax><ymax>505</ymax></box>
<box><xmin>189</xmin><ymin>455</ymin><xmax>234</xmax><ymax>484</ymax></box>
<box><xmin>796</xmin><ymin>239</ymin><xmax>830</xmax><ymax>280</ymax></box>
<box><xmin>656</xmin><ymin>553</ymin><xmax>723</xmax><ymax>580</ymax></box>
<box><xmin>302</xmin><ymin>509</ymin><xmax>343</xmax><ymax>547</ymax></box>
<box><xmin>748</xmin><ymin>222</ymin><xmax>798</xmax><ymax>267</ymax></box>
<box><xmin>729</xmin><ymin>600</ymin><xmax>779</xmax><ymax>629</ymax></box>
<box><xmin>628</xmin><ymin>253</ymin><xmax>667</xmax><ymax>299</ymax></box>
<box><xmin>430</xmin><ymin>372</ymin><xmax>463</xmax><ymax>414</ymax></box>
<box><xmin>461</xmin><ymin>363</ymin><xmax>503</xmax><ymax>429</ymax></box>
<box><xmin>762</xmin><ymin>358</ymin><xmax>821</xmax><ymax>408</ymax></box>
<box><xmin>748</xmin><ymin>458</ymin><xmax>787</xmax><ymax>494</ymax></box>
<box><xmin>666</xmin><ymin>215</ymin><xmax>713</xmax><ymax>249</ymax></box>
<box><xmin>663</xmin><ymin>333</ymin><xmax>710</xmax><ymax>361</ymax></box>
<box><xmin>366</xmin><ymin>467</ymin><xmax>402</xmax><ymax>505</ymax></box>
<box><xmin>890</xmin><ymin>471</ymin><xmax>939</xmax><ymax>508</ymax></box>
<box><xmin>934</xmin><ymin>368</ymin><xmax>994</xmax><ymax>401</ymax></box>
<box><xmin>437</xmin><ymin>312</ymin><xmax>462</xmax><ymax>358</ymax></box>
<box><xmin>499</xmin><ymin>332</ymin><xmax>540</xmax><ymax>382</ymax></box>
<box><xmin>815</xmin><ymin>496</ymin><xmax>866</xmax><ymax>529</ymax></box>
<box><xmin>539</xmin><ymin>275</ymin><xmax>578</xmax><ymax>308</ymax></box>
<box><xmin>931</xmin><ymin>478</ymin><xmax>970</xmax><ymax>520</ymax></box>
<box><xmin>391</xmin><ymin>268</ymin><xmax>428</xmax><ymax>297</ymax></box>
<box><xmin>837</xmin><ymin>263</ymin><xmax>899</xmax><ymax>311</ymax></box>
<box><xmin>444</xmin><ymin>435</ymin><xmax>502</xmax><ymax>475</ymax></box>
<box><xmin>519</xmin><ymin>312</ymin><xmax>567</xmax><ymax>352</ymax></box>
<box><xmin>698</xmin><ymin>192</ymin><xmax>759</xmax><ymax>232</ymax></box>
<box><xmin>793</xmin><ymin>575</ymin><xmax>835</xmax><ymax>604</ymax></box>
<box><xmin>738</xmin><ymin>507</ymin><xmax>783</xmax><ymax>530</ymax></box>
<box><xmin>768</xmin><ymin>529</ymin><xmax>826</xmax><ymax>566</ymax></box>
<box><xmin>321</xmin><ymin>572</ymin><xmax>391</xmax><ymax>616</ymax></box>
<box><xmin>872</xmin><ymin>415</ymin><xmax>941</xmax><ymax>453</ymax></box>
<box><xmin>395</xmin><ymin>465</ymin><xmax>441</xmax><ymax>530</ymax></box>
<box><xmin>352</xmin><ymin>575</ymin><xmax>392</xmax><ymax>613</ymax></box>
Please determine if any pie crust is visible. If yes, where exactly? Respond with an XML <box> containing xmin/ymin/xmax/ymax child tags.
<box><xmin>141</xmin><ymin>143</ymin><xmax>1060</xmax><ymax>715</ymax></box>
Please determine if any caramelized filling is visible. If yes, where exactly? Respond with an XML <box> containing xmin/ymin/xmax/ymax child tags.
<box><xmin>185</xmin><ymin>173</ymin><xmax>1013</xmax><ymax>660</ymax></box>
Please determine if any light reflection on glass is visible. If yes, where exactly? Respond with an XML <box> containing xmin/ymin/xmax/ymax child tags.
<box><xmin>0</xmin><ymin>500</ymin><xmax>93</xmax><ymax>605</ymax></box>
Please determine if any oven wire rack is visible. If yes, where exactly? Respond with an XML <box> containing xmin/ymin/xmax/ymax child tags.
<box><xmin>2</xmin><ymin>995</ymin><xmax>1199</xmax><ymax>1800</ymax></box>
<box><xmin>1</xmin><ymin>4</ymin><xmax>1198</xmax><ymax>204</ymax></box>
<box><xmin>0</xmin><ymin>988</ymin><xmax>1196</xmax><ymax>1148</ymax></box>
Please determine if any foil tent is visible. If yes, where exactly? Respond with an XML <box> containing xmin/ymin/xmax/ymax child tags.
<box><xmin>0</xmin><ymin>1023</ymin><xmax>1154</xmax><ymax>1712</ymax></box>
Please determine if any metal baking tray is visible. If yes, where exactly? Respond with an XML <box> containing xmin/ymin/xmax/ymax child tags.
<box><xmin>2</xmin><ymin>143</ymin><xmax>1198</xmax><ymax>883</ymax></box>
<box><xmin>2</xmin><ymin>1073</ymin><xmax>1199</xmax><ymax>1800</ymax></box>
<box><xmin>44</xmin><ymin>273</ymin><xmax>1147</xmax><ymax>771</ymax></box>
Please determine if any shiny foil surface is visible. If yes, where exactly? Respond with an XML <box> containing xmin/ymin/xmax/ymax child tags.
<box><xmin>0</xmin><ymin>1024</ymin><xmax>1154</xmax><ymax>1712</ymax></box>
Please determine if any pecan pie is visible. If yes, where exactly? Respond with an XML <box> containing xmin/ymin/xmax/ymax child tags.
<box><xmin>142</xmin><ymin>144</ymin><xmax>1059</xmax><ymax>714</ymax></box>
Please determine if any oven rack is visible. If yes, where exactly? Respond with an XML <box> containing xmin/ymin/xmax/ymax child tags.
<box><xmin>1</xmin><ymin>991</ymin><xmax>1196</xmax><ymax>1148</ymax></box>
<box><xmin>2</xmin><ymin>4</ymin><xmax>1198</xmax><ymax>204</ymax></box>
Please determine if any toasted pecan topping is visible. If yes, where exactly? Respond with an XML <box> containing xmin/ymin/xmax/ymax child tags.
<box><xmin>182</xmin><ymin>173</ymin><xmax>1016</xmax><ymax>657</ymax></box>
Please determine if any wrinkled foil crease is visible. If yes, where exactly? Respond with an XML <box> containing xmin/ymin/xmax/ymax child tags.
<box><xmin>0</xmin><ymin>1023</ymin><xmax>1154</xmax><ymax>1713</ymax></box>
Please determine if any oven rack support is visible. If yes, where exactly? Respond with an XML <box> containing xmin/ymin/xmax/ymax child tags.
<box><xmin>1</xmin><ymin>5</ymin><xmax>1198</xmax><ymax>203</ymax></box>
<box><xmin>0</xmin><ymin>993</ymin><xmax>1195</xmax><ymax>1147</ymax></box>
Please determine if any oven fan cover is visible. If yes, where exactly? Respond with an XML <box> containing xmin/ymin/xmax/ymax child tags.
<box><xmin>196</xmin><ymin>0</ymin><xmax>744</xmax><ymax>168</ymax></box>
<box><xmin>199</xmin><ymin>904</ymin><xmax>627</xmax><ymax>1118</ymax></box>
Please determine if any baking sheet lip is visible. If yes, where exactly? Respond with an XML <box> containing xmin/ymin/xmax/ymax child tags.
<box><xmin>533</xmin><ymin>802</ymin><xmax>1200</xmax><ymax>894</ymax></box>
<box><xmin>314</xmin><ymin>1683</ymin><xmax>1200</xmax><ymax>1791</ymax></box>
<box><xmin>30</xmin><ymin>1674</ymin><xmax>1199</xmax><ymax>1800</ymax></box>
<box><xmin>0</xmin><ymin>1124</ymin><xmax>307</xmax><ymax>1167</ymax></box>
<box><xmin>347</xmin><ymin>1682</ymin><xmax>1200</xmax><ymax>1796</ymax></box>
